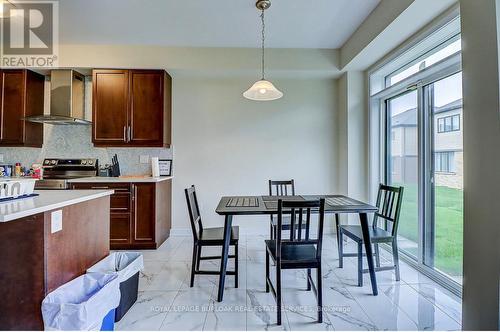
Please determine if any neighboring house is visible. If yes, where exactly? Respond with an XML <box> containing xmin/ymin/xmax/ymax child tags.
<box><xmin>390</xmin><ymin>107</ymin><xmax>418</xmax><ymax>184</ymax></box>
<box><xmin>390</xmin><ymin>99</ymin><xmax>463</xmax><ymax>190</ymax></box>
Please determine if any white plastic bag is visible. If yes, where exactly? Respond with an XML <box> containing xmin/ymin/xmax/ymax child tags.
<box><xmin>41</xmin><ymin>273</ymin><xmax>121</xmax><ymax>331</ymax></box>
<box><xmin>87</xmin><ymin>252</ymin><xmax>144</xmax><ymax>283</ymax></box>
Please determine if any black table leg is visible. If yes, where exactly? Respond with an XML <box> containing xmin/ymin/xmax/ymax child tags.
<box><xmin>359</xmin><ymin>212</ymin><xmax>378</xmax><ymax>295</ymax></box>
<box><xmin>217</xmin><ymin>214</ymin><xmax>233</xmax><ymax>302</ymax></box>
<box><xmin>335</xmin><ymin>214</ymin><xmax>341</xmax><ymax>261</ymax></box>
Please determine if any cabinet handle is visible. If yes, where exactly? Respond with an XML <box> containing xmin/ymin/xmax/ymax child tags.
<box><xmin>123</xmin><ymin>126</ymin><xmax>127</xmax><ymax>142</ymax></box>
<box><xmin>91</xmin><ymin>186</ymin><xmax>109</xmax><ymax>189</ymax></box>
<box><xmin>128</xmin><ymin>126</ymin><xmax>132</xmax><ymax>142</ymax></box>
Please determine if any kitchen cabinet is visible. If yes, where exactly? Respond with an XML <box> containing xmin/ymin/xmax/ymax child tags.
<box><xmin>71</xmin><ymin>179</ymin><xmax>172</xmax><ymax>249</ymax></box>
<box><xmin>92</xmin><ymin>69</ymin><xmax>129</xmax><ymax>145</ymax></box>
<box><xmin>92</xmin><ymin>69</ymin><xmax>172</xmax><ymax>147</ymax></box>
<box><xmin>133</xmin><ymin>183</ymin><xmax>156</xmax><ymax>243</ymax></box>
<box><xmin>0</xmin><ymin>69</ymin><xmax>44</xmax><ymax>147</ymax></box>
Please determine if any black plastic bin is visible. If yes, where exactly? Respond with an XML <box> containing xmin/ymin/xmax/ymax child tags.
<box><xmin>87</xmin><ymin>252</ymin><xmax>144</xmax><ymax>322</ymax></box>
<box><xmin>115</xmin><ymin>271</ymin><xmax>140</xmax><ymax>321</ymax></box>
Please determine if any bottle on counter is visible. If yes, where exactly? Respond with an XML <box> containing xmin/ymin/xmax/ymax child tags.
<box><xmin>15</xmin><ymin>163</ymin><xmax>22</xmax><ymax>177</ymax></box>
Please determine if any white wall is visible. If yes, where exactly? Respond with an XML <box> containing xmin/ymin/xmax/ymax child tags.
<box><xmin>459</xmin><ymin>0</ymin><xmax>500</xmax><ymax>328</ymax></box>
<box><xmin>172</xmin><ymin>76</ymin><xmax>339</xmax><ymax>234</ymax></box>
<box><xmin>337</xmin><ymin>71</ymin><xmax>369</xmax><ymax>224</ymax></box>
<box><xmin>337</xmin><ymin>71</ymin><xmax>370</xmax><ymax>200</ymax></box>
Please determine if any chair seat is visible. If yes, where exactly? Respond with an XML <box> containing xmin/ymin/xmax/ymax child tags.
<box><xmin>340</xmin><ymin>225</ymin><xmax>393</xmax><ymax>243</ymax></box>
<box><xmin>265</xmin><ymin>240</ymin><xmax>319</xmax><ymax>268</ymax></box>
<box><xmin>198</xmin><ymin>226</ymin><xmax>239</xmax><ymax>245</ymax></box>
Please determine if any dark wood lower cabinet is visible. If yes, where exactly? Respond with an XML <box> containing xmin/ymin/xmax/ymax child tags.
<box><xmin>71</xmin><ymin>179</ymin><xmax>171</xmax><ymax>249</ymax></box>
<box><xmin>110</xmin><ymin>212</ymin><xmax>132</xmax><ymax>245</ymax></box>
<box><xmin>133</xmin><ymin>183</ymin><xmax>156</xmax><ymax>243</ymax></box>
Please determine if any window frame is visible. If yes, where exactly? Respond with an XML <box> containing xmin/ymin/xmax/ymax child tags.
<box><xmin>435</xmin><ymin>151</ymin><xmax>455</xmax><ymax>173</ymax></box>
<box><xmin>385</xmin><ymin>35</ymin><xmax>461</xmax><ymax>88</ymax></box>
<box><xmin>368</xmin><ymin>6</ymin><xmax>462</xmax><ymax>297</ymax></box>
<box><xmin>437</xmin><ymin>114</ymin><xmax>460</xmax><ymax>133</ymax></box>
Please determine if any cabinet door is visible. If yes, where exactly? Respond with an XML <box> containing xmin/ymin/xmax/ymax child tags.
<box><xmin>0</xmin><ymin>70</ymin><xmax>25</xmax><ymax>145</ymax></box>
<box><xmin>129</xmin><ymin>70</ymin><xmax>164</xmax><ymax>146</ymax></box>
<box><xmin>110</xmin><ymin>213</ymin><xmax>132</xmax><ymax>246</ymax></box>
<box><xmin>132</xmin><ymin>183</ymin><xmax>155</xmax><ymax>243</ymax></box>
<box><xmin>24</xmin><ymin>70</ymin><xmax>44</xmax><ymax>147</ymax></box>
<box><xmin>92</xmin><ymin>70</ymin><xmax>129</xmax><ymax>146</ymax></box>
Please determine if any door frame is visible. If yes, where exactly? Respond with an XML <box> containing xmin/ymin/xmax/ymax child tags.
<box><xmin>371</xmin><ymin>53</ymin><xmax>463</xmax><ymax>296</ymax></box>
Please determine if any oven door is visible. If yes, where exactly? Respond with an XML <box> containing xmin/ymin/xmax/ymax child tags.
<box><xmin>35</xmin><ymin>179</ymin><xmax>69</xmax><ymax>190</ymax></box>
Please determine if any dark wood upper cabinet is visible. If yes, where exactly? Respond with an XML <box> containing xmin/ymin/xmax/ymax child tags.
<box><xmin>92</xmin><ymin>69</ymin><xmax>129</xmax><ymax>146</ymax></box>
<box><xmin>0</xmin><ymin>69</ymin><xmax>44</xmax><ymax>147</ymax></box>
<box><xmin>92</xmin><ymin>69</ymin><xmax>171</xmax><ymax>147</ymax></box>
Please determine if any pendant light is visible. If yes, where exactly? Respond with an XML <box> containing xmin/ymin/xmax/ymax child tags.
<box><xmin>243</xmin><ymin>0</ymin><xmax>283</xmax><ymax>101</ymax></box>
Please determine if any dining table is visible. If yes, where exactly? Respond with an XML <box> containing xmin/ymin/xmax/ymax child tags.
<box><xmin>215</xmin><ymin>194</ymin><xmax>379</xmax><ymax>302</ymax></box>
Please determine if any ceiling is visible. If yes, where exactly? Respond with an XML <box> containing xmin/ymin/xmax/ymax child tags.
<box><xmin>59</xmin><ymin>0</ymin><xmax>380</xmax><ymax>49</ymax></box>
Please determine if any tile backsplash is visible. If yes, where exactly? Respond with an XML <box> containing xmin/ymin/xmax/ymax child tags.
<box><xmin>0</xmin><ymin>125</ymin><xmax>173</xmax><ymax>176</ymax></box>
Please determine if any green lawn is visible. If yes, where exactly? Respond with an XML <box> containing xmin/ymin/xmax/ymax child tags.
<box><xmin>396</xmin><ymin>183</ymin><xmax>463</xmax><ymax>277</ymax></box>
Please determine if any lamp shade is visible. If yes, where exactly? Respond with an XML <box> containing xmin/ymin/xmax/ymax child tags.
<box><xmin>243</xmin><ymin>80</ymin><xmax>283</xmax><ymax>101</ymax></box>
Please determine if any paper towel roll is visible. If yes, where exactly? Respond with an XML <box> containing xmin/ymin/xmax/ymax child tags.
<box><xmin>151</xmin><ymin>157</ymin><xmax>160</xmax><ymax>177</ymax></box>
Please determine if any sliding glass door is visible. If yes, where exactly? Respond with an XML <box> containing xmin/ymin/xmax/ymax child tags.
<box><xmin>428</xmin><ymin>72</ymin><xmax>463</xmax><ymax>283</ymax></box>
<box><xmin>382</xmin><ymin>71</ymin><xmax>463</xmax><ymax>290</ymax></box>
<box><xmin>386</xmin><ymin>91</ymin><xmax>419</xmax><ymax>259</ymax></box>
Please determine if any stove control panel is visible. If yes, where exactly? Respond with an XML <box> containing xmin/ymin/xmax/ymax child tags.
<box><xmin>42</xmin><ymin>159</ymin><xmax>98</xmax><ymax>168</ymax></box>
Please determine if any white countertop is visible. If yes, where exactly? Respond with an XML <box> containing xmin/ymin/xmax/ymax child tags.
<box><xmin>68</xmin><ymin>176</ymin><xmax>173</xmax><ymax>183</ymax></box>
<box><xmin>0</xmin><ymin>190</ymin><xmax>114</xmax><ymax>222</ymax></box>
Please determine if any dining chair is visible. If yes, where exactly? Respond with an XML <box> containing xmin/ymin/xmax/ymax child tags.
<box><xmin>265</xmin><ymin>198</ymin><xmax>326</xmax><ymax>325</ymax></box>
<box><xmin>337</xmin><ymin>184</ymin><xmax>404</xmax><ymax>286</ymax></box>
<box><xmin>184</xmin><ymin>185</ymin><xmax>239</xmax><ymax>288</ymax></box>
<box><xmin>268</xmin><ymin>179</ymin><xmax>295</xmax><ymax>239</ymax></box>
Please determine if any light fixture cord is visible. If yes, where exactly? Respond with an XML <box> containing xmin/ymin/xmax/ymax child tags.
<box><xmin>260</xmin><ymin>8</ymin><xmax>265</xmax><ymax>80</ymax></box>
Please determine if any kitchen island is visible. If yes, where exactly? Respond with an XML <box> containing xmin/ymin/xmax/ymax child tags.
<box><xmin>0</xmin><ymin>190</ymin><xmax>113</xmax><ymax>330</ymax></box>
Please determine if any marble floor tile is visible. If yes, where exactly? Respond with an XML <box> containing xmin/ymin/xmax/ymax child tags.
<box><xmin>139</xmin><ymin>261</ymin><xmax>169</xmax><ymax>292</ymax></box>
<box><xmin>115</xmin><ymin>290</ymin><xmax>178</xmax><ymax>331</ymax></box>
<box><xmin>161</xmin><ymin>311</ymin><xmax>207</xmax><ymax>331</ymax></box>
<box><xmin>142</xmin><ymin>261</ymin><xmax>190</xmax><ymax>291</ymax></box>
<box><xmin>407</xmin><ymin>283</ymin><xmax>462</xmax><ymax>324</ymax></box>
<box><xmin>380</xmin><ymin>284</ymin><xmax>461</xmax><ymax>330</ymax></box>
<box><xmin>344</xmin><ymin>284</ymin><xmax>419</xmax><ymax>330</ymax></box>
<box><xmin>115</xmin><ymin>234</ymin><xmax>462</xmax><ymax>331</ymax></box>
<box><xmin>204</xmin><ymin>310</ymin><xmax>247</xmax><ymax>331</ymax></box>
<box><xmin>246</xmin><ymin>288</ymin><xmax>291</xmax><ymax>331</ymax></box>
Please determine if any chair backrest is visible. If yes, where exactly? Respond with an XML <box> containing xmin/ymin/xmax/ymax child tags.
<box><xmin>269</xmin><ymin>179</ymin><xmax>295</xmax><ymax>196</ymax></box>
<box><xmin>269</xmin><ymin>179</ymin><xmax>296</xmax><ymax>225</ymax></box>
<box><xmin>184</xmin><ymin>185</ymin><xmax>203</xmax><ymax>241</ymax></box>
<box><xmin>276</xmin><ymin>198</ymin><xmax>326</xmax><ymax>260</ymax></box>
<box><xmin>373</xmin><ymin>184</ymin><xmax>404</xmax><ymax>236</ymax></box>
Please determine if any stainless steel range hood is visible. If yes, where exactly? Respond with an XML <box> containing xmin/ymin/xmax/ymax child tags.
<box><xmin>25</xmin><ymin>69</ymin><xmax>90</xmax><ymax>125</ymax></box>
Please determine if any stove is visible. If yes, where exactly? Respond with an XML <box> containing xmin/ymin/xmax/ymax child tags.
<box><xmin>35</xmin><ymin>158</ymin><xmax>99</xmax><ymax>189</ymax></box>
